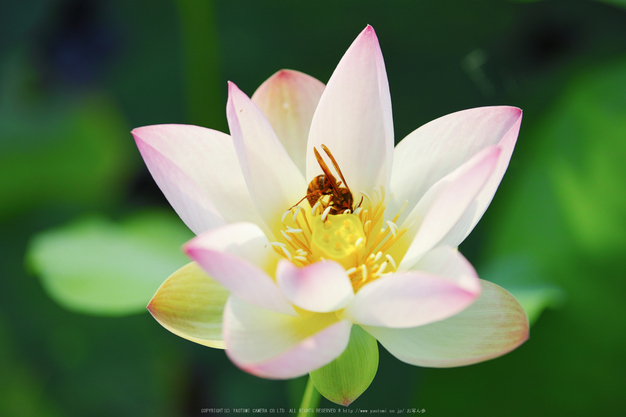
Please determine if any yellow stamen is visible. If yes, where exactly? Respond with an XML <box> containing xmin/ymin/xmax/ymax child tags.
<box><xmin>274</xmin><ymin>186</ymin><xmax>409</xmax><ymax>291</ymax></box>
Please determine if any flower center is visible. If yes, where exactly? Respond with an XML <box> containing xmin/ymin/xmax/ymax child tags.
<box><xmin>310</xmin><ymin>214</ymin><xmax>365</xmax><ymax>270</ymax></box>
<box><xmin>271</xmin><ymin>188</ymin><xmax>408</xmax><ymax>290</ymax></box>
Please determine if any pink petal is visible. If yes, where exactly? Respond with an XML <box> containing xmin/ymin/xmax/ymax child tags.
<box><xmin>226</xmin><ymin>82</ymin><xmax>307</xmax><ymax>235</ymax></box>
<box><xmin>276</xmin><ymin>260</ymin><xmax>354</xmax><ymax>313</ymax></box>
<box><xmin>390</xmin><ymin>106</ymin><xmax>522</xmax><ymax>236</ymax></box>
<box><xmin>184</xmin><ymin>223</ymin><xmax>295</xmax><ymax>316</ymax></box>
<box><xmin>223</xmin><ymin>296</ymin><xmax>352</xmax><ymax>379</ymax></box>
<box><xmin>343</xmin><ymin>271</ymin><xmax>479</xmax><ymax>329</ymax></box>
<box><xmin>397</xmin><ymin>146</ymin><xmax>500</xmax><ymax>270</ymax></box>
<box><xmin>133</xmin><ymin>124</ymin><xmax>268</xmax><ymax>236</ymax></box>
<box><xmin>307</xmin><ymin>25</ymin><xmax>393</xmax><ymax>197</ymax></box>
<box><xmin>252</xmin><ymin>70</ymin><xmax>325</xmax><ymax>175</ymax></box>
<box><xmin>363</xmin><ymin>280</ymin><xmax>529</xmax><ymax>367</ymax></box>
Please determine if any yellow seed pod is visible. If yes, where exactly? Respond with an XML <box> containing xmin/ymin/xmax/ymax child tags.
<box><xmin>311</xmin><ymin>213</ymin><xmax>365</xmax><ymax>269</ymax></box>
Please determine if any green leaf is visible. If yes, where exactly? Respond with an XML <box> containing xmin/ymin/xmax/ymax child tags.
<box><xmin>27</xmin><ymin>210</ymin><xmax>194</xmax><ymax>316</ymax></box>
<box><xmin>0</xmin><ymin>52</ymin><xmax>136</xmax><ymax>220</ymax></box>
<box><xmin>547</xmin><ymin>60</ymin><xmax>626</xmax><ymax>258</ymax></box>
<box><xmin>309</xmin><ymin>325</ymin><xmax>378</xmax><ymax>406</ymax></box>
<box><xmin>480</xmin><ymin>256</ymin><xmax>564</xmax><ymax>326</ymax></box>
<box><xmin>505</xmin><ymin>286</ymin><xmax>564</xmax><ymax>326</ymax></box>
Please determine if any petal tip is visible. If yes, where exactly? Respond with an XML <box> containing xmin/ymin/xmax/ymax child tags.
<box><xmin>275</xmin><ymin>69</ymin><xmax>292</xmax><ymax>79</ymax></box>
<box><xmin>146</xmin><ymin>296</ymin><xmax>158</xmax><ymax>317</ymax></box>
<box><xmin>508</xmin><ymin>106</ymin><xmax>523</xmax><ymax>119</ymax></box>
<box><xmin>227</xmin><ymin>81</ymin><xmax>241</xmax><ymax>96</ymax></box>
<box><xmin>130</xmin><ymin>126</ymin><xmax>150</xmax><ymax>143</ymax></box>
<box><xmin>359</xmin><ymin>24</ymin><xmax>378</xmax><ymax>42</ymax></box>
<box><xmin>131</xmin><ymin>131</ymin><xmax>142</xmax><ymax>145</ymax></box>
<box><xmin>495</xmin><ymin>105</ymin><xmax>522</xmax><ymax>122</ymax></box>
<box><xmin>181</xmin><ymin>240</ymin><xmax>198</xmax><ymax>258</ymax></box>
<box><xmin>340</xmin><ymin>397</ymin><xmax>354</xmax><ymax>407</ymax></box>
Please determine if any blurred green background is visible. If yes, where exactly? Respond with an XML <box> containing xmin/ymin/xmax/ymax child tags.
<box><xmin>2</xmin><ymin>0</ymin><xmax>626</xmax><ymax>416</ymax></box>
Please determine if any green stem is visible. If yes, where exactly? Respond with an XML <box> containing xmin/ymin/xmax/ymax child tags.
<box><xmin>297</xmin><ymin>376</ymin><xmax>321</xmax><ymax>417</ymax></box>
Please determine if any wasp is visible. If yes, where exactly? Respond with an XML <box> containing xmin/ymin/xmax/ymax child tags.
<box><xmin>293</xmin><ymin>144</ymin><xmax>358</xmax><ymax>215</ymax></box>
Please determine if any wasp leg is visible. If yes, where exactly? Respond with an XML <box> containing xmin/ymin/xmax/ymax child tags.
<box><xmin>290</xmin><ymin>190</ymin><xmax>323</xmax><ymax>210</ymax></box>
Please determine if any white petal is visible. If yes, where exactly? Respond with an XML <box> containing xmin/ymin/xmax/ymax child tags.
<box><xmin>226</xmin><ymin>82</ymin><xmax>307</xmax><ymax>235</ymax></box>
<box><xmin>363</xmin><ymin>280</ymin><xmax>529</xmax><ymax>367</ymax></box>
<box><xmin>276</xmin><ymin>260</ymin><xmax>354</xmax><ymax>313</ymax></box>
<box><xmin>133</xmin><ymin>124</ymin><xmax>268</xmax><ymax>236</ymax></box>
<box><xmin>390</xmin><ymin>106</ymin><xmax>522</xmax><ymax>216</ymax></box>
<box><xmin>440</xmin><ymin>110</ymin><xmax>522</xmax><ymax>247</ymax></box>
<box><xmin>252</xmin><ymin>70</ymin><xmax>325</xmax><ymax>175</ymax></box>
<box><xmin>413</xmin><ymin>245</ymin><xmax>481</xmax><ymax>294</ymax></box>
<box><xmin>307</xmin><ymin>25</ymin><xmax>393</xmax><ymax>197</ymax></box>
<box><xmin>184</xmin><ymin>223</ymin><xmax>295</xmax><ymax>316</ymax></box>
<box><xmin>224</xmin><ymin>296</ymin><xmax>352</xmax><ymax>379</ymax></box>
<box><xmin>343</xmin><ymin>271</ymin><xmax>479</xmax><ymax>329</ymax></box>
<box><xmin>397</xmin><ymin>146</ymin><xmax>500</xmax><ymax>270</ymax></box>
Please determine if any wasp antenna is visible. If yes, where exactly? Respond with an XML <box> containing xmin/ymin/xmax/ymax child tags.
<box><xmin>313</xmin><ymin>146</ymin><xmax>342</xmax><ymax>197</ymax></box>
<box><xmin>313</xmin><ymin>146</ymin><xmax>323</xmax><ymax>161</ymax></box>
<box><xmin>321</xmin><ymin>144</ymin><xmax>350</xmax><ymax>191</ymax></box>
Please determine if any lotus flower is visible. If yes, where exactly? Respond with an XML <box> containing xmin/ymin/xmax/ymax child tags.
<box><xmin>133</xmin><ymin>25</ymin><xmax>528</xmax><ymax>405</ymax></box>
